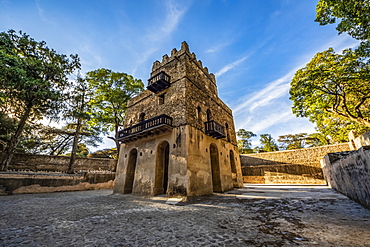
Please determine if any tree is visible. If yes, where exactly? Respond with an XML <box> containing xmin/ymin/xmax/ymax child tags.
<box><xmin>259</xmin><ymin>134</ymin><xmax>279</xmax><ymax>152</ymax></box>
<box><xmin>290</xmin><ymin>47</ymin><xmax>370</xmax><ymax>130</ymax></box>
<box><xmin>305</xmin><ymin>132</ymin><xmax>331</xmax><ymax>147</ymax></box>
<box><xmin>236</xmin><ymin>129</ymin><xmax>256</xmax><ymax>154</ymax></box>
<box><xmin>64</xmin><ymin>76</ymin><xmax>98</xmax><ymax>173</ymax></box>
<box><xmin>86</xmin><ymin>68</ymin><xmax>144</xmax><ymax>152</ymax></box>
<box><xmin>315</xmin><ymin>0</ymin><xmax>370</xmax><ymax>41</ymax></box>
<box><xmin>0</xmin><ymin>30</ymin><xmax>80</xmax><ymax>170</ymax></box>
<box><xmin>88</xmin><ymin>148</ymin><xmax>118</xmax><ymax>159</ymax></box>
<box><xmin>289</xmin><ymin>1</ymin><xmax>370</xmax><ymax>142</ymax></box>
<box><xmin>65</xmin><ymin>143</ymin><xmax>89</xmax><ymax>158</ymax></box>
<box><xmin>278</xmin><ymin>133</ymin><xmax>308</xmax><ymax>150</ymax></box>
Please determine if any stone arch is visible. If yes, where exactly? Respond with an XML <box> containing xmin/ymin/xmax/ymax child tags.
<box><xmin>229</xmin><ymin>150</ymin><xmax>238</xmax><ymax>187</ymax></box>
<box><xmin>154</xmin><ymin>141</ymin><xmax>170</xmax><ymax>195</ymax></box>
<box><xmin>210</xmin><ymin>143</ymin><xmax>222</xmax><ymax>192</ymax></box>
<box><xmin>124</xmin><ymin>148</ymin><xmax>137</xmax><ymax>193</ymax></box>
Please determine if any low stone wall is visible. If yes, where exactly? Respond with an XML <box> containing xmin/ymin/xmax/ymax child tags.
<box><xmin>321</xmin><ymin>146</ymin><xmax>370</xmax><ymax>209</ymax></box>
<box><xmin>0</xmin><ymin>171</ymin><xmax>115</xmax><ymax>194</ymax></box>
<box><xmin>241</xmin><ymin>143</ymin><xmax>351</xmax><ymax>184</ymax></box>
<box><xmin>349</xmin><ymin>131</ymin><xmax>370</xmax><ymax>150</ymax></box>
<box><xmin>4</xmin><ymin>153</ymin><xmax>117</xmax><ymax>172</ymax></box>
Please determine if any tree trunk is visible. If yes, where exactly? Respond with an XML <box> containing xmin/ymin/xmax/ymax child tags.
<box><xmin>67</xmin><ymin>119</ymin><xmax>82</xmax><ymax>174</ymax></box>
<box><xmin>113</xmin><ymin>124</ymin><xmax>121</xmax><ymax>172</ymax></box>
<box><xmin>114</xmin><ymin>124</ymin><xmax>120</xmax><ymax>153</ymax></box>
<box><xmin>1</xmin><ymin>107</ymin><xmax>32</xmax><ymax>171</ymax></box>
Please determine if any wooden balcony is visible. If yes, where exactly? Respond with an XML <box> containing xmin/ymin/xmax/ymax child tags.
<box><xmin>118</xmin><ymin>114</ymin><xmax>173</xmax><ymax>143</ymax></box>
<box><xmin>205</xmin><ymin>120</ymin><xmax>226</xmax><ymax>139</ymax></box>
<box><xmin>147</xmin><ymin>71</ymin><xmax>171</xmax><ymax>93</ymax></box>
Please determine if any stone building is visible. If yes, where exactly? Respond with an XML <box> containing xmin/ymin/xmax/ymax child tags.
<box><xmin>113</xmin><ymin>42</ymin><xmax>243</xmax><ymax>197</ymax></box>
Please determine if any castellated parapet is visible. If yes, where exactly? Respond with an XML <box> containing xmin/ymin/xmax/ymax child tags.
<box><xmin>114</xmin><ymin>42</ymin><xmax>243</xmax><ymax>197</ymax></box>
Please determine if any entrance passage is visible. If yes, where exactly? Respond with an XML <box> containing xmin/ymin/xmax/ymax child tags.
<box><xmin>154</xmin><ymin>141</ymin><xmax>170</xmax><ymax>195</ymax></box>
<box><xmin>229</xmin><ymin>150</ymin><xmax>238</xmax><ymax>187</ymax></box>
<box><xmin>124</xmin><ymin>148</ymin><xmax>137</xmax><ymax>193</ymax></box>
<box><xmin>210</xmin><ymin>143</ymin><xmax>222</xmax><ymax>192</ymax></box>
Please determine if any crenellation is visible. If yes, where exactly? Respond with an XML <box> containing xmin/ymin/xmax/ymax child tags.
<box><xmin>152</xmin><ymin>60</ymin><xmax>160</xmax><ymax>71</ymax></box>
<box><xmin>162</xmin><ymin>54</ymin><xmax>169</xmax><ymax>63</ymax></box>
<box><xmin>171</xmin><ymin>48</ymin><xmax>177</xmax><ymax>56</ymax></box>
<box><xmin>181</xmin><ymin>41</ymin><xmax>190</xmax><ymax>53</ymax></box>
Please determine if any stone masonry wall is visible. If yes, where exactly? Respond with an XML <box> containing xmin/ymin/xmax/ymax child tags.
<box><xmin>4</xmin><ymin>153</ymin><xmax>117</xmax><ymax>172</ymax></box>
<box><xmin>241</xmin><ymin>143</ymin><xmax>351</xmax><ymax>184</ymax></box>
<box><xmin>124</xmin><ymin>42</ymin><xmax>238</xmax><ymax>146</ymax></box>
<box><xmin>321</xmin><ymin>146</ymin><xmax>370</xmax><ymax>209</ymax></box>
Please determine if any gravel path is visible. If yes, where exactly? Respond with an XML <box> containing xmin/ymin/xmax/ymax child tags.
<box><xmin>0</xmin><ymin>185</ymin><xmax>369</xmax><ymax>246</ymax></box>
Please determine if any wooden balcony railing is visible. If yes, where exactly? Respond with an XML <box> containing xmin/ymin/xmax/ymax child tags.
<box><xmin>118</xmin><ymin>114</ymin><xmax>173</xmax><ymax>143</ymax></box>
<box><xmin>147</xmin><ymin>71</ymin><xmax>171</xmax><ymax>93</ymax></box>
<box><xmin>205</xmin><ymin>120</ymin><xmax>226</xmax><ymax>139</ymax></box>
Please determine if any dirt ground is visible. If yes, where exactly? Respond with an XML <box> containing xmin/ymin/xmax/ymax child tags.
<box><xmin>0</xmin><ymin>184</ymin><xmax>369</xmax><ymax>246</ymax></box>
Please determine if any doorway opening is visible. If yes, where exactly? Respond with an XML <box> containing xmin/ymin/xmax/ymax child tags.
<box><xmin>210</xmin><ymin>143</ymin><xmax>222</xmax><ymax>192</ymax></box>
<box><xmin>154</xmin><ymin>141</ymin><xmax>170</xmax><ymax>195</ymax></box>
<box><xmin>124</xmin><ymin>148</ymin><xmax>137</xmax><ymax>193</ymax></box>
<box><xmin>229</xmin><ymin>150</ymin><xmax>238</xmax><ymax>187</ymax></box>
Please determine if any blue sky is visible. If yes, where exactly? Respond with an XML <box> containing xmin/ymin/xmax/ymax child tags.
<box><xmin>0</xmin><ymin>0</ymin><xmax>358</xmax><ymax>150</ymax></box>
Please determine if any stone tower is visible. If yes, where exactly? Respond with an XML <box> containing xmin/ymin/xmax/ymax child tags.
<box><xmin>113</xmin><ymin>42</ymin><xmax>243</xmax><ymax>197</ymax></box>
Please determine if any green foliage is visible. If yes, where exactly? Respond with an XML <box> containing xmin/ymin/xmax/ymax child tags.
<box><xmin>305</xmin><ymin>132</ymin><xmax>331</xmax><ymax>147</ymax></box>
<box><xmin>259</xmin><ymin>134</ymin><xmax>279</xmax><ymax>152</ymax></box>
<box><xmin>289</xmin><ymin>1</ymin><xmax>370</xmax><ymax>144</ymax></box>
<box><xmin>0</xmin><ymin>112</ymin><xmax>16</xmax><ymax>143</ymax></box>
<box><xmin>65</xmin><ymin>143</ymin><xmax>89</xmax><ymax>158</ymax></box>
<box><xmin>0</xmin><ymin>29</ymin><xmax>80</xmax><ymax>170</ymax></box>
<box><xmin>278</xmin><ymin>133</ymin><xmax>308</xmax><ymax>150</ymax></box>
<box><xmin>315</xmin><ymin>0</ymin><xmax>370</xmax><ymax>41</ymax></box>
<box><xmin>88</xmin><ymin>148</ymin><xmax>118</xmax><ymax>159</ymax></box>
<box><xmin>86</xmin><ymin>68</ymin><xmax>144</xmax><ymax>150</ymax></box>
<box><xmin>290</xmin><ymin>47</ymin><xmax>370</xmax><ymax>131</ymax></box>
<box><xmin>236</xmin><ymin>129</ymin><xmax>256</xmax><ymax>154</ymax></box>
<box><xmin>0</xmin><ymin>30</ymin><xmax>80</xmax><ymax>120</ymax></box>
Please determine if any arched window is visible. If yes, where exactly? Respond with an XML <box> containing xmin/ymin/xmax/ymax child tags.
<box><xmin>206</xmin><ymin>109</ymin><xmax>212</xmax><ymax>122</ymax></box>
<box><xmin>225</xmin><ymin>123</ymin><xmax>230</xmax><ymax>142</ymax></box>
<box><xmin>196</xmin><ymin>106</ymin><xmax>202</xmax><ymax>121</ymax></box>
<box><xmin>139</xmin><ymin>113</ymin><xmax>146</xmax><ymax>122</ymax></box>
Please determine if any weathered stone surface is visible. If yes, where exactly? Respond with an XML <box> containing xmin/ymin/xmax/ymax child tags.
<box><xmin>2</xmin><ymin>153</ymin><xmax>117</xmax><ymax>172</ymax></box>
<box><xmin>241</xmin><ymin>143</ymin><xmax>351</xmax><ymax>184</ymax></box>
<box><xmin>0</xmin><ymin>172</ymin><xmax>115</xmax><ymax>194</ymax></box>
<box><xmin>321</xmin><ymin>146</ymin><xmax>370</xmax><ymax>209</ymax></box>
<box><xmin>349</xmin><ymin>130</ymin><xmax>370</xmax><ymax>150</ymax></box>
<box><xmin>115</xmin><ymin>42</ymin><xmax>242</xmax><ymax>197</ymax></box>
<box><xmin>1</xmin><ymin>186</ymin><xmax>369</xmax><ymax>246</ymax></box>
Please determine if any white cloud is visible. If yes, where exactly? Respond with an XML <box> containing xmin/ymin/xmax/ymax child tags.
<box><xmin>215</xmin><ymin>55</ymin><xmax>249</xmax><ymax>77</ymax></box>
<box><xmin>205</xmin><ymin>40</ymin><xmax>234</xmax><ymax>53</ymax></box>
<box><xmin>131</xmin><ymin>0</ymin><xmax>191</xmax><ymax>77</ymax></box>
<box><xmin>233</xmin><ymin>67</ymin><xmax>297</xmax><ymax>114</ymax></box>
<box><xmin>231</xmin><ymin>34</ymin><xmax>358</xmax><ymax>137</ymax></box>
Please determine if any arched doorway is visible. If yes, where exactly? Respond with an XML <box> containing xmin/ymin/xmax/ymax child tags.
<box><xmin>154</xmin><ymin>141</ymin><xmax>170</xmax><ymax>195</ymax></box>
<box><xmin>124</xmin><ymin>148</ymin><xmax>137</xmax><ymax>193</ymax></box>
<box><xmin>210</xmin><ymin>143</ymin><xmax>222</xmax><ymax>192</ymax></box>
<box><xmin>229</xmin><ymin>150</ymin><xmax>238</xmax><ymax>187</ymax></box>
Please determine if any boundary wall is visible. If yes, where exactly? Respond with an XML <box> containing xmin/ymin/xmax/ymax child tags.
<box><xmin>2</xmin><ymin>153</ymin><xmax>117</xmax><ymax>172</ymax></box>
<box><xmin>0</xmin><ymin>171</ymin><xmax>115</xmax><ymax>195</ymax></box>
<box><xmin>0</xmin><ymin>153</ymin><xmax>117</xmax><ymax>195</ymax></box>
<box><xmin>241</xmin><ymin>143</ymin><xmax>351</xmax><ymax>184</ymax></box>
<box><xmin>321</xmin><ymin>131</ymin><xmax>370</xmax><ymax>209</ymax></box>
